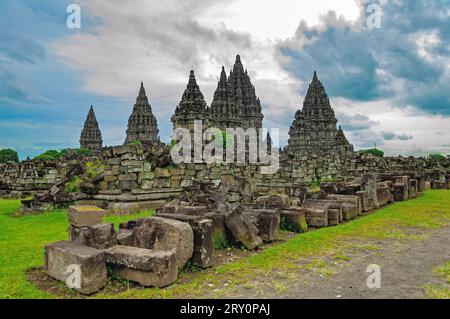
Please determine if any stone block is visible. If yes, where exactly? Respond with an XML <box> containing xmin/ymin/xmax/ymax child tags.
<box><xmin>130</xmin><ymin>217</ymin><xmax>194</xmax><ymax>269</ymax></box>
<box><xmin>224</xmin><ymin>206</ymin><xmax>262</xmax><ymax>250</ymax></box>
<box><xmin>341</xmin><ymin>203</ymin><xmax>359</xmax><ymax>221</ymax></box>
<box><xmin>254</xmin><ymin>194</ymin><xmax>290</xmax><ymax>209</ymax></box>
<box><xmin>117</xmin><ymin>229</ymin><xmax>133</xmax><ymax>246</ymax></box>
<box><xmin>432</xmin><ymin>180</ymin><xmax>448</xmax><ymax>190</ymax></box>
<box><xmin>280</xmin><ymin>207</ymin><xmax>308</xmax><ymax>233</ymax></box>
<box><xmin>155</xmin><ymin>168</ymin><xmax>171</xmax><ymax>178</ymax></box>
<box><xmin>104</xmin><ymin>245</ymin><xmax>178</xmax><ymax>287</ymax></box>
<box><xmin>45</xmin><ymin>241</ymin><xmax>106</xmax><ymax>295</ymax></box>
<box><xmin>69</xmin><ymin>223</ymin><xmax>117</xmax><ymax>249</ymax></box>
<box><xmin>305</xmin><ymin>207</ymin><xmax>328</xmax><ymax>228</ymax></box>
<box><xmin>180</xmin><ymin>205</ymin><xmax>208</xmax><ymax>216</ymax></box>
<box><xmin>243</xmin><ymin>209</ymin><xmax>281</xmax><ymax>242</ymax></box>
<box><xmin>326</xmin><ymin>194</ymin><xmax>362</xmax><ymax>215</ymax></box>
<box><xmin>68</xmin><ymin>206</ymin><xmax>105</xmax><ymax>227</ymax></box>
<box><xmin>393</xmin><ymin>183</ymin><xmax>408</xmax><ymax>201</ymax></box>
<box><xmin>376</xmin><ymin>184</ymin><xmax>390</xmax><ymax>207</ymax></box>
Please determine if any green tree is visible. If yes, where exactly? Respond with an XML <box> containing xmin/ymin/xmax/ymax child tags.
<box><xmin>0</xmin><ymin>149</ymin><xmax>19</xmax><ymax>163</ymax></box>
<box><xmin>428</xmin><ymin>153</ymin><xmax>446</xmax><ymax>161</ymax></box>
<box><xmin>359</xmin><ymin>148</ymin><xmax>384</xmax><ymax>157</ymax></box>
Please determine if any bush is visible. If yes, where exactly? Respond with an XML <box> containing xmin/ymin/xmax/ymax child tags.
<box><xmin>359</xmin><ymin>148</ymin><xmax>384</xmax><ymax>157</ymax></box>
<box><xmin>85</xmin><ymin>159</ymin><xmax>104</xmax><ymax>178</ymax></box>
<box><xmin>65</xmin><ymin>176</ymin><xmax>83</xmax><ymax>193</ymax></box>
<box><xmin>33</xmin><ymin>148</ymin><xmax>92</xmax><ymax>161</ymax></box>
<box><xmin>34</xmin><ymin>150</ymin><xmax>64</xmax><ymax>161</ymax></box>
<box><xmin>428</xmin><ymin>153</ymin><xmax>446</xmax><ymax>161</ymax></box>
<box><xmin>0</xmin><ymin>149</ymin><xmax>19</xmax><ymax>163</ymax></box>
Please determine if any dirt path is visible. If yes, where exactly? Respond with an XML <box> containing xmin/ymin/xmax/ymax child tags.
<box><xmin>228</xmin><ymin>226</ymin><xmax>450</xmax><ymax>299</ymax></box>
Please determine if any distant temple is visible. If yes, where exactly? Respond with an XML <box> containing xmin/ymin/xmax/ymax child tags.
<box><xmin>78</xmin><ymin>56</ymin><xmax>353</xmax><ymax>160</ymax></box>
<box><xmin>171</xmin><ymin>70</ymin><xmax>209</xmax><ymax>132</ymax></box>
<box><xmin>210</xmin><ymin>55</ymin><xmax>263</xmax><ymax>130</ymax></box>
<box><xmin>79</xmin><ymin>106</ymin><xmax>103</xmax><ymax>155</ymax></box>
<box><xmin>125</xmin><ymin>82</ymin><xmax>160</xmax><ymax>145</ymax></box>
<box><xmin>288</xmin><ymin>71</ymin><xmax>353</xmax><ymax>159</ymax></box>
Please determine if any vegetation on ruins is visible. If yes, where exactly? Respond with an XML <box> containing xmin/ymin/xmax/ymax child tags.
<box><xmin>428</xmin><ymin>153</ymin><xmax>447</xmax><ymax>161</ymax></box>
<box><xmin>1</xmin><ymin>190</ymin><xmax>450</xmax><ymax>298</ymax></box>
<box><xmin>33</xmin><ymin>148</ymin><xmax>92</xmax><ymax>161</ymax></box>
<box><xmin>358</xmin><ymin>148</ymin><xmax>384</xmax><ymax>157</ymax></box>
<box><xmin>0</xmin><ymin>149</ymin><xmax>19</xmax><ymax>163</ymax></box>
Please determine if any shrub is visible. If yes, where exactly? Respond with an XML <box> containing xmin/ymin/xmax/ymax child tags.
<box><xmin>428</xmin><ymin>153</ymin><xmax>446</xmax><ymax>161</ymax></box>
<box><xmin>359</xmin><ymin>148</ymin><xmax>384</xmax><ymax>157</ymax></box>
<box><xmin>0</xmin><ymin>149</ymin><xmax>19</xmax><ymax>163</ymax></box>
<box><xmin>66</xmin><ymin>176</ymin><xmax>83</xmax><ymax>193</ymax></box>
<box><xmin>34</xmin><ymin>150</ymin><xmax>64</xmax><ymax>161</ymax></box>
<box><xmin>85</xmin><ymin>159</ymin><xmax>104</xmax><ymax>178</ymax></box>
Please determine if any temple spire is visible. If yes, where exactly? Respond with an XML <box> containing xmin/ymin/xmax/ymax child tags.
<box><xmin>80</xmin><ymin>105</ymin><xmax>103</xmax><ymax>154</ymax></box>
<box><xmin>125</xmin><ymin>82</ymin><xmax>159</xmax><ymax>145</ymax></box>
<box><xmin>171</xmin><ymin>69</ymin><xmax>209</xmax><ymax>131</ymax></box>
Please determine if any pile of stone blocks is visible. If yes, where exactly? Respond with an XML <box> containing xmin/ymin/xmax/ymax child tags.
<box><xmin>45</xmin><ymin>205</ymin><xmax>197</xmax><ymax>294</ymax></box>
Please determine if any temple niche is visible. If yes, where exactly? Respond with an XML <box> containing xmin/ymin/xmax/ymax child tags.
<box><xmin>79</xmin><ymin>105</ymin><xmax>103</xmax><ymax>155</ymax></box>
<box><xmin>125</xmin><ymin>82</ymin><xmax>160</xmax><ymax>146</ymax></box>
<box><xmin>288</xmin><ymin>71</ymin><xmax>354</xmax><ymax>159</ymax></box>
<box><xmin>171</xmin><ymin>70</ymin><xmax>209</xmax><ymax>132</ymax></box>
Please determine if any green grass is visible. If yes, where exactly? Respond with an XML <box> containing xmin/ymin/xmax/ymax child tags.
<box><xmin>0</xmin><ymin>190</ymin><xmax>450</xmax><ymax>299</ymax></box>
<box><xmin>423</xmin><ymin>261</ymin><xmax>450</xmax><ymax>299</ymax></box>
<box><xmin>0</xmin><ymin>199</ymin><xmax>153</xmax><ymax>298</ymax></box>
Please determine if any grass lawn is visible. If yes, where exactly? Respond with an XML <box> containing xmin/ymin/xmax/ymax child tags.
<box><xmin>0</xmin><ymin>190</ymin><xmax>450</xmax><ymax>299</ymax></box>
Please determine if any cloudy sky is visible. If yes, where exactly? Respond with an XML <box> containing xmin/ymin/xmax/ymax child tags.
<box><xmin>1</xmin><ymin>0</ymin><xmax>449</xmax><ymax>159</ymax></box>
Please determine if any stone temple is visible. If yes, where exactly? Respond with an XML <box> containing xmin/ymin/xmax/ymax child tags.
<box><xmin>288</xmin><ymin>71</ymin><xmax>353</xmax><ymax>159</ymax></box>
<box><xmin>79</xmin><ymin>105</ymin><xmax>103</xmax><ymax>155</ymax></box>
<box><xmin>210</xmin><ymin>55</ymin><xmax>263</xmax><ymax>130</ymax></box>
<box><xmin>125</xmin><ymin>82</ymin><xmax>160</xmax><ymax>146</ymax></box>
<box><xmin>171</xmin><ymin>70</ymin><xmax>209</xmax><ymax>132</ymax></box>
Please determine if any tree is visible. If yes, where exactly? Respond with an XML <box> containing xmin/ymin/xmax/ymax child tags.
<box><xmin>0</xmin><ymin>149</ymin><xmax>19</xmax><ymax>163</ymax></box>
<box><xmin>359</xmin><ymin>148</ymin><xmax>384</xmax><ymax>157</ymax></box>
<box><xmin>428</xmin><ymin>153</ymin><xmax>446</xmax><ymax>161</ymax></box>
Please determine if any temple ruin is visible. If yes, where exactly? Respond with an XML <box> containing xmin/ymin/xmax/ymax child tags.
<box><xmin>0</xmin><ymin>54</ymin><xmax>449</xmax><ymax>295</ymax></box>
<box><xmin>80</xmin><ymin>106</ymin><xmax>103</xmax><ymax>155</ymax></box>
<box><xmin>125</xmin><ymin>82</ymin><xmax>160</xmax><ymax>146</ymax></box>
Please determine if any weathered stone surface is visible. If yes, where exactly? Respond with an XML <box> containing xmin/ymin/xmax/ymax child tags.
<box><xmin>69</xmin><ymin>223</ymin><xmax>117</xmax><ymax>250</ymax></box>
<box><xmin>305</xmin><ymin>207</ymin><xmax>328</xmax><ymax>228</ymax></box>
<box><xmin>393</xmin><ymin>183</ymin><xmax>408</xmax><ymax>201</ymax></box>
<box><xmin>243</xmin><ymin>209</ymin><xmax>281</xmax><ymax>242</ymax></box>
<box><xmin>280</xmin><ymin>208</ymin><xmax>308</xmax><ymax>233</ymax></box>
<box><xmin>224</xmin><ymin>206</ymin><xmax>262</xmax><ymax>250</ymax></box>
<box><xmin>117</xmin><ymin>229</ymin><xmax>133</xmax><ymax>246</ymax></box>
<box><xmin>341</xmin><ymin>203</ymin><xmax>359</xmax><ymax>221</ymax></box>
<box><xmin>376</xmin><ymin>183</ymin><xmax>391</xmax><ymax>207</ymax></box>
<box><xmin>326</xmin><ymin>194</ymin><xmax>362</xmax><ymax>215</ymax></box>
<box><xmin>105</xmin><ymin>245</ymin><xmax>177</xmax><ymax>287</ymax></box>
<box><xmin>180</xmin><ymin>206</ymin><xmax>208</xmax><ymax>216</ymax></box>
<box><xmin>432</xmin><ymin>180</ymin><xmax>448</xmax><ymax>190</ymax></box>
<box><xmin>254</xmin><ymin>194</ymin><xmax>289</xmax><ymax>209</ymax></box>
<box><xmin>130</xmin><ymin>217</ymin><xmax>194</xmax><ymax>269</ymax></box>
<box><xmin>191</xmin><ymin>219</ymin><xmax>214</xmax><ymax>268</ymax></box>
<box><xmin>45</xmin><ymin>241</ymin><xmax>106</xmax><ymax>295</ymax></box>
<box><xmin>155</xmin><ymin>214</ymin><xmax>213</xmax><ymax>268</ymax></box>
<box><xmin>67</xmin><ymin>206</ymin><xmax>105</xmax><ymax>227</ymax></box>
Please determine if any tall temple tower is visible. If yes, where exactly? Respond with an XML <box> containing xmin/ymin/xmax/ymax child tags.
<box><xmin>171</xmin><ymin>70</ymin><xmax>209</xmax><ymax>131</ymax></box>
<box><xmin>209</xmin><ymin>67</ymin><xmax>241</xmax><ymax>130</ymax></box>
<box><xmin>227</xmin><ymin>55</ymin><xmax>264</xmax><ymax>129</ymax></box>
<box><xmin>80</xmin><ymin>105</ymin><xmax>103</xmax><ymax>155</ymax></box>
<box><xmin>125</xmin><ymin>82</ymin><xmax>160</xmax><ymax>145</ymax></box>
<box><xmin>288</xmin><ymin>71</ymin><xmax>353</xmax><ymax>158</ymax></box>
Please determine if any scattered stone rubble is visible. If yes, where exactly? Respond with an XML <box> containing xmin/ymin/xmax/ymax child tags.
<box><xmin>43</xmin><ymin>169</ymin><xmax>441</xmax><ymax>295</ymax></box>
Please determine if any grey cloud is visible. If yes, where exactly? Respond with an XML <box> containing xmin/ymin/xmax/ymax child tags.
<box><xmin>382</xmin><ymin>131</ymin><xmax>413</xmax><ymax>141</ymax></box>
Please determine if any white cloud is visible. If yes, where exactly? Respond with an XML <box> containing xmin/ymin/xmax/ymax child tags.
<box><xmin>49</xmin><ymin>0</ymin><xmax>450</xmax><ymax>156</ymax></box>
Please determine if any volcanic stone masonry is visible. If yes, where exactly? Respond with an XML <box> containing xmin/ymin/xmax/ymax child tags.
<box><xmin>125</xmin><ymin>82</ymin><xmax>160</xmax><ymax>146</ymax></box>
<box><xmin>80</xmin><ymin>106</ymin><xmax>103</xmax><ymax>155</ymax></box>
